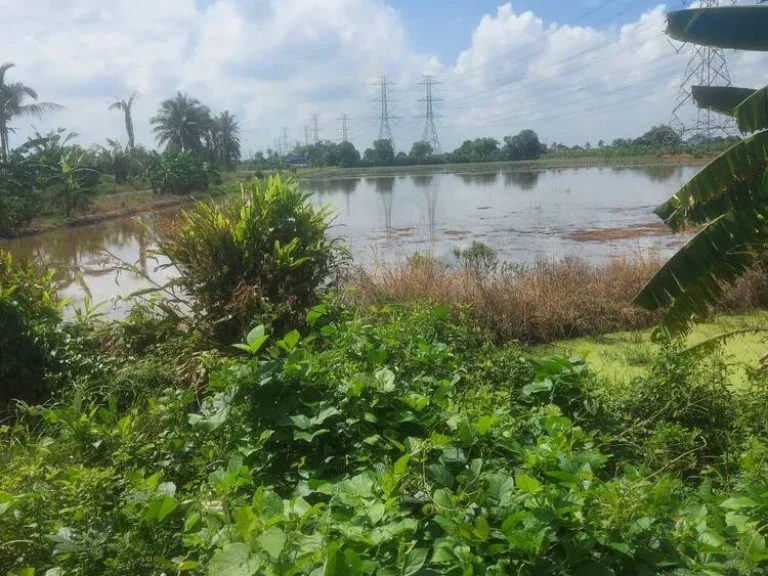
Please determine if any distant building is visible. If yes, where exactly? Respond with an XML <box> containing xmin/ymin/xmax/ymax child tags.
<box><xmin>286</xmin><ymin>156</ymin><xmax>309</xmax><ymax>167</ymax></box>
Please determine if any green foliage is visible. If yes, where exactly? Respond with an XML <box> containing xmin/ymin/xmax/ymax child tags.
<box><xmin>4</xmin><ymin>300</ymin><xmax>768</xmax><ymax>575</ymax></box>
<box><xmin>502</xmin><ymin>129</ymin><xmax>542</xmax><ymax>161</ymax></box>
<box><xmin>363</xmin><ymin>139</ymin><xmax>396</xmax><ymax>166</ymax></box>
<box><xmin>0</xmin><ymin>250</ymin><xmax>63</xmax><ymax>408</ymax></box>
<box><xmin>159</xmin><ymin>174</ymin><xmax>345</xmax><ymax>342</ymax></box>
<box><xmin>453</xmin><ymin>241</ymin><xmax>498</xmax><ymax>279</ymax></box>
<box><xmin>636</xmin><ymin>8</ymin><xmax>768</xmax><ymax>335</ymax></box>
<box><xmin>145</xmin><ymin>150</ymin><xmax>213</xmax><ymax>195</ymax></box>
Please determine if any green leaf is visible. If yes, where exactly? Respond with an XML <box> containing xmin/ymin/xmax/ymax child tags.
<box><xmin>692</xmin><ymin>85</ymin><xmax>757</xmax><ymax>117</ymax></box>
<box><xmin>295</xmin><ymin>429</ymin><xmax>329</xmax><ymax>442</ymax></box>
<box><xmin>257</xmin><ymin>527</ymin><xmax>286</xmax><ymax>560</ymax></box>
<box><xmin>247</xmin><ymin>325</ymin><xmax>265</xmax><ymax>346</ymax></box>
<box><xmin>427</xmin><ymin>464</ymin><xmax>454</xmax><ymax>489</ymax></box>
<box><xmin>394</xmin><ymin>455</ymin><xmax>411</xmax><ymax>476</ymax></box>
<box><xmin>667</xmin><ymin>7</ymin><xmax>768</xmax><ymax>51</ymax></box>
<box><xmin>636</xmin><ymin>201</ymin><xmax>768</xmax><ymax>335</ymax></box>
<box><xmin>207</xmin><ymin>543</ymin><xmax>260</xmax><ymax>576</ymax></box>
<box><xmin>177</xmin><ymin>560</ymin><xmax>200</xmax><ymax>572</ymax></box>
<box><xmin>367</xmin><ymin>502</ymin><xmax>386</xmax><ymax>526</ymax></box>
<box><xmin>735</xmin><ymin>87</ymin><xmax>768</xmax><ymax>133</ymax></box>
<box><xmin>721</xmin><ymin>496</ymin><xmax>761</xmax><ymax>510</ymax></box>
<box><xmin>402</xmin><ymin>547</ymin><xmax>428</xmax><ymax>576</ymax></box>
<box><xmin>290</xmin><ymin>414</ymin><xmax>312</xmax><ymax>430</ymax></box>
<box><xmin>515</xmin><ymin>474</ymin><xmax>542</xmax><ymax>494</ymax></box>
<box><xmin>306</xmin><ymin>304</ymin><xmax>327</xmax><ymax>326</ymax></box>
<box><xmin>145</xmin><ymin>495</ymin><xmax>178</xmax><ymax>522</ymax></box>
<box><xmin>374</xmin><ymin>368</ymin><xmax>396</xmax><ymax>393</ymax></box>
<box><xmin>473</xmin><ymin>415</ymin><xmax>497</xmax><ymax>436</ymax></box>
<box><xmin>279</xmin><ymin>330</ymin><xmax>300</xmax><ymax>352</ymax></box>
<box><xmin>433</xmin><ymin>488</ymin><xmax>455</xmax><ymax>510</ymax></box>
<box><xmin>313</xmin><ymin>406</ymin><xmax>341</xmax><ymax>426</ymax></box>
<box><xmin>325</xmin><ymin>544</ymin><xmax>363</xmax><ymax>576</ymax></box>
<box><xmin>654</xmin><ymin>131</ymin><xmax>768</xmax><ymax>231</ymax></box>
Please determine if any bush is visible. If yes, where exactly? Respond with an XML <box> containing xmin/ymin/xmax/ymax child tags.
<box><xmin>0</xmin><ymin>250</ymin><xmax>64</xmax><ymax>408</ymax></box>
<box><xmin>160</xmin><ymin>174</ymin><xmax>346</xmax><ymax>342</ymax></box>
<box><xmin>0</xmin><ymin>160</ymin><xmax>46</xmax><ymax>235</ymax></box>
<box><xmin>145</xmin><ymin>150</ymin><xmax>212</xmax><ymax>195</ymax></box>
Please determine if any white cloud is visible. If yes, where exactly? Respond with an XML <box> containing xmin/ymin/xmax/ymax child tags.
<box><xmin>2</xmin><ymin>0</ymin><xmax>768</xmax><ymax>155</ymax></box>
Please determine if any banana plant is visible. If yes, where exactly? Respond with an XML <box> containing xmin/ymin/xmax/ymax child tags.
<box><xmin>635</xmin><ymin>4</ymin><xmax>768</xmax><ymax>336</ymax></box>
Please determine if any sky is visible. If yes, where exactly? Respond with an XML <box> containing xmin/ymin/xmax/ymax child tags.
<box><xmin>3</xmin><ymin>0</ymin><xmax>768</xmax><ymax>157</ymax></box>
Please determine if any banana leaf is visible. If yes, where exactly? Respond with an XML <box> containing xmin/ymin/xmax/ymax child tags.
<box><xmin>734</xmin><ymin>87</ymin><xmax>768</xmax><ymax>133</ymax></box>
<box><xmin>667</xmin><ymin>7</ymin><xmax>768</xmax><ymax>51</ymax></box>
<box><xmin>635</xmin><ymin>195</ymin><xmax>768</xmax><ymax>336</ymax></box>
<box><xmin>692</xmin><ymin>86</ymin><xmax>757</xmax><ymax>117</ymax></box>
<box><xmin>655</xmin><ymin>131</ymin><xmax>768</xmax><ymax>230</ymax></box>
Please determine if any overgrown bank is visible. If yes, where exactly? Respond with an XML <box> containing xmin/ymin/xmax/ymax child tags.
<box><xmin>3</xmin><ymin>176</ymin><xmax>768</xmax><ymax>575</ymax></box>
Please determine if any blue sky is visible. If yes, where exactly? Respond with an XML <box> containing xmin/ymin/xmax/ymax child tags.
<box><xmin>389</xmin><ymin>0</ymin><xmax>664</xmax><ymax>62</ymax></box>
<box><xmin>3</xmin><ymin>0</ymin><xmax>767</xmax><ymax>154</ymax></box>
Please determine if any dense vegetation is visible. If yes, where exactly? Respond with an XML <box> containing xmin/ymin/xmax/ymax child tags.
<box><xmin>2</xmin><ymin>173</ymin><xmax>768</xmax><ymax>576</ymax></box>
<box><xmin>246</xmin><ymin>124</ymin><xmax>735</xmax><ymax>171</ymax></box>
<box><xmin>0</xmin><ymin>65</ymin><xmax>242</xmax><ymax>236</ymax></box>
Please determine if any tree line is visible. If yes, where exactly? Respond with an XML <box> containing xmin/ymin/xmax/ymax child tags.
<box><xmin>0</xmin><ymin>63</ymin><xmax>243</xmax><ymax>235</ymax></box>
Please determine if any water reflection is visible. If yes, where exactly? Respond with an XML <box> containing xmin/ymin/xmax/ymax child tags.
<box><xmin>504</xmin><ymin>170</ymin><xmax>541</xmax><ymax>190</ymax></box>
<box><xmin>1</xmin><ymin>165</ymin><xmax>703</xmax><ymax>316</ymax></box>
<box><xmin>373</xmin><ymin>177</ymin><xmax>395</xmax><ymax>235</ymax></box>
<box><xmin>458</xmin><ymin>171</ymin><xmax>500</xmax><ymax>186</ymax></box>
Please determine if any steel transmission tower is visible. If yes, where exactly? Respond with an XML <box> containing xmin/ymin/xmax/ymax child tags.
<box><xmin>373</xmin><ymin>75</ymin><xmax>396</xmax><ymax>150</ymax></box>
<box><xmin>312</xmin><ymin>115</ymin><xmax>320</xmax><ymax>143</ymax></box>
<box><xmin>339</xmin><ymin>114</ymin><xmax>350</xmax><ymax>143</ymax></box>
<box><xmin>670</xmin><ymin>0</ymin><xmax>738</xmax><ymax>140</ymax></box>
<box><xmin>304</xmin><ymin>126</ymin><xmax>310</xmax><ymax>147</ymax></box>
<box><xmin>418</xmin><ymin>76</ymin><xmax>442</xmax><ymax>153</ymax></box>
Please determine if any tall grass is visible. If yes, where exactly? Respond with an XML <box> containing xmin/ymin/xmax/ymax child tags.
<box><xmin>348</xmin><ymin>254</ymin><xmax>768</xmax><ymax>344</ymax></box>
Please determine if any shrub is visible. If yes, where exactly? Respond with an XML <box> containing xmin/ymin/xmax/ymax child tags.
<box><xmin>145</xmin><ymin>150</ymin><xmax>211</xmax><ymax>195</ymax></box>
<box><xmin>0</xmin><ymin>250</ymin><xmax>64</xmax><ymax>408</ymax></box>
<box><xmin>160</xmin><ymin>174</ymin><xmax>346</xmax><ymax>342</ymax></box>
<box><xmin>0</xmin><ymin>160</ymin><xmax>46</xmax><ymax>235</ymax></box>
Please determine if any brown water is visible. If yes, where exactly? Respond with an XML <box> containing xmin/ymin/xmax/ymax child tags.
<box><xmin>1</xmin><ymin>165</ymin><xmax>697</xmax><ymax>316</ymax></box>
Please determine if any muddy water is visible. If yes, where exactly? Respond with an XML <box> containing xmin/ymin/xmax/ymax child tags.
<box><xmin>1</xmin><ymin>165</ymin><xmax>697</xmax><ymax>315</ymax></box>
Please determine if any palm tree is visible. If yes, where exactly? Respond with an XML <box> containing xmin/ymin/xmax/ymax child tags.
<box><xmin>635</xmin><ymin>5</ymin><xmax>768</xmax><ymax>335</ymax></box>
<box><xmin>0</xmin><ymin>63</ymin><xmax>62</xmax><ymax>161</ymax></box>
<box><xmin>151</xmin><ymin>92</ymin><xmax>211</xmax><ymax>154</ymax></box>
<box><xmin>109</xmin><ymin>92</ymin><xmax>137</xmax><ymax>150</ymax></box>
<box><xmin>211</xmin><ymin>111</ymin><xmax>241</xmax><ymax>169</ymax></box>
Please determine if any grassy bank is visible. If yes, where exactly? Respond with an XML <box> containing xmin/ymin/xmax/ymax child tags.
<box><xmin>347</xmin><ymin>253</ymin><xmax>768</xmax><ymax>344</ymax></box>
<box><xmin>296</xmin><ymin>154</ymin><xmax>711</xmax><ymax>180</ymax></box>
<box><xmin>1</xmin><ymin>173</ymin><xmax>244</xmax><ymax>239</ymax></box>
<box><xmin>539</xmin><ymin>311</ymin><xmax>768</xmax><ymax>389</ymax></box>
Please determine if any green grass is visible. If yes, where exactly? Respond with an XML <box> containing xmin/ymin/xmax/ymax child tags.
<box><xmin>537</xmin><ymin>311</ymin><xmax>768</xmax><ymax>388</ymax></box>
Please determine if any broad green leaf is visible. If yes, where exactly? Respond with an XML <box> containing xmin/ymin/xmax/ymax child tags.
<box><xmin>667</xmin><ymin>6</ymin><xmax>768</xmax><ymax>51</ymax></box>
<box><xmin>374</xmin><ymin>368</ymin><xmax>396</xmax><ymax>393</ymax></box>
<box><xmin>246</xmin><ymin>325</ymin><xmax>265</xmax><ymax>346</ymax></box>
<box><xmin>402</xmin><ymin>547</ymin><xmax>428</xmax><ymax>576</ymax></box>
<box><xmin>394</xmin><ymin>455</ymin><xmax>411</xmax><ymax>476</ymax></box>
<box><xmin>290</xmin><ymin>414</ymin><xmax>312</xmax><ymax>430</ymax></box>
<box><xmin>433</xmin><ymin>488</ymin><xmax>455</xmax><ymax>510</ymax></box>
<box><xmin>207</xmin><ymin>543</ymin><xmax>260</xmax><ymax>576</ymax></box>
<box><xmin>654</xmin><ymin>131</ymin><xmax>768</xmax><ymax>230</ymax></box>
<box><xmin>313</xmin><ymin>406</ymin><xmax>341</xmax><ymax>426</ymax></box>
<box><xmin>473</xmin><ymin>415</ymin><xmax>497</xmax><ymax>436</ymax></box>
<box><xmin>692</xmin><ymin>85</ymin><xmax>757</xmax><ymax>117</ymax></box>
<box><xmin>324</xmin><ymin>544</ymin><xmax>363</xmax><ymax>576</ymax></box>
<box><xmin>256</xmin><ymin>527</ymin><xmax>286</xmax><ymax>560</ymax></box>
<box><xmin>145</xmin><ymin>495</ymin><xmax>177</xmax><ymax>522</ymax></box>
<box><xmin>280</xmin><ymin>329</ymin><xmax>300</xmax><ymax>352</ymax></box>
<box><xmin>515</xmin><ymin>474</ymin><xmax>542</xmax><ymax>494</ymax></box>
<box><xmin>177</xmin><ymin>560</ymin><xmax>200</xmax><ymax>572</ymax></box>
<box><xmin>294</xmin><ymin>429</ymin><xmax>329</xmax><ymax>442</ymax></box>
<box><xmin>636</xmin><ymin>202</ymin><xmax>768</xmax><ymax>335</ymax></box>
<box><xmin>367</xmin><ymin>502</ymin><xmax>386</xmax><ymax>526</ymax></box>
<box><xmin>721</xmin><ymin>496</ymin><xmax>761</xmax><ymax>510</ymax></box>
<box><xmin>427</xmin><ymin>464</ymin><xmax>454</xmax><ymax>489</ymax></box>
<box><xmin>734</xmin><ymin>87</ymin><xmax>768</xmax><ymax>133</ymax></box>
<box><xmin>306</xmin><ymin>304</ymin><xmax>327</xmax><ymax>326</ymax></box>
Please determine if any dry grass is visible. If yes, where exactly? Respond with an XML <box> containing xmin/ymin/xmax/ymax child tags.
<box><xmin>347</xmin><ymin>254</ymin><xmax>768</xmax><ymax>344</ymax></box>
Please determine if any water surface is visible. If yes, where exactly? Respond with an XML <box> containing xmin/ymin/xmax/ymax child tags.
<box><xmin>1</xmin><ymin>165</ymin><xmax>697</xmax><ymax>314</ymax></box>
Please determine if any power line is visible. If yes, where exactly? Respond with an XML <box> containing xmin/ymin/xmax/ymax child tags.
<box><xmin>417</xmin><ymin>75</ymin><xmax>442</xmax><ymax>153</ymax></box>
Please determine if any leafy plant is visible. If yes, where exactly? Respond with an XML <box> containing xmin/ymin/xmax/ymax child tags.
<box><xmin>145</xmin><ymin>150</ymin><xmax>211</xmax><ymax>195</ymax></box>
<box><xmin>159</xmin><ymin>174</ymin><xmax>346</xmax><ymax>342</ymax></box>
<box><xmin>635</xmin><ymin>5</ymin><xmax>768</xmax><ymax>334</ymax></box>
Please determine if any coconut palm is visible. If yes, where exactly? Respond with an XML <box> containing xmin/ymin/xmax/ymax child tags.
<box><xmin>151</xmin><ymin>92</ymin><xmax>211</xmax><ymax>155</ymax></box>
<box><xmin>211</xmin><ymin>111</ymin><xmax>241</xmax><ymax>169</ymax></box>
<box><xmin>0</xmin><ymin>63</ymin><xmax>62</xmax><ymax>161</ymax></box>
<box><xmin>109</xmin><ymin>92</ymin><xmax>137</xmax><ymax>150</ymax></box>
<box><xmin>635</xmin><ymin>5</ymin><xmax>768</xmax><ymax>335</ymax></box>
